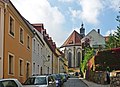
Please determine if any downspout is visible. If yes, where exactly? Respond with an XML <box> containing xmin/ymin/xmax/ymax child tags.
<box><xmin>3</xmin><ymin>1</ymin><xmax>8</xmax><ymax>78</ymax></box>
<box><xmin>3</xmin><ymin>2</ymin><xmax>7</xmax><ymax>79</ymax></box>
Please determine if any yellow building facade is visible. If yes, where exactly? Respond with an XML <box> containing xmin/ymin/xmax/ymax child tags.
<box><xmin>1</xmin><ymin>0</ymin><xmax>34</xmax><ymax>83</ymax></box>
<box><xmin>52</xmin><ymin>53</ymin><xmax>58</xmax><ymax>74</ymax></box>
<box><xmin>56</xmin><ymin>49</ymin><xmax>68</xmax><ymax>73</ymax></box>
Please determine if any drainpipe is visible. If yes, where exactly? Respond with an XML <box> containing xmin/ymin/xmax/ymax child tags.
<box><xmin>3</xmin><ymin>1</ymin><xmax>7</xmax><ymax>79</ymax></box>
<box><xmin>3</xmin><ymin>0</ymin><xmax>9</xmax><ymax>79</ymax></box>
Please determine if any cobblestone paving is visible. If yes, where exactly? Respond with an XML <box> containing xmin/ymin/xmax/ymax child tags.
<box><xmin>62</xmin><ymin>78</ymin><xmax>88</xmax><ymax>87</ymax></box>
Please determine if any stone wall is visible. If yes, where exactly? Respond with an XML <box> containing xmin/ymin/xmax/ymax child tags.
<box><xmin>86</xmin><ymin>71</ymin><xmax>108</xmax><ymax>84</ymax></box>
<box><xmin>110</xmin><ymin>76</ymin><xmax>120</xmax><ymax>87</ymax></box>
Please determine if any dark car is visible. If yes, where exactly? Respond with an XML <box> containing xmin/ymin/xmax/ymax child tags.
<box><xmin>59</xmin><ymin>73</ymin><xmax>67</xmax><ymax>82</ymax></box>
<box><xmin>52</xmin><ymin>74</ymin><xmax>64</xmax><ymax>87</ymax></box>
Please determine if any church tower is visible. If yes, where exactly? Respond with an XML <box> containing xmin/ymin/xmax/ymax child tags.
<box><xmin>80</xmin><ymin>23</ymin><xmax>85</xmax><ymax>38</ymax></box>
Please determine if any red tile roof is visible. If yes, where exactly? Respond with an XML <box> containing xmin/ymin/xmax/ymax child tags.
<box><xmin>61</xmin><ymin>30</ymin><xmax>82</xmax><ymax>47</ymax></box>
<box><xmin>32</xmin><ymin>23</ymin><xmax>44</xmax><ymax>33</ymax></box>
<box><xmin>32</xmin><ymin>23</ymin><xmax>57</xmax><ymax>53</ymax></box>
<box><xmin>111</xmin><ymin>47</ymin><xmax>120</xmax><ymax>52</ymax></box>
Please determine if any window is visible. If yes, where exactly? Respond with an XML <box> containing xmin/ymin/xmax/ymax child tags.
<box><xmin>68</xmin><ymin>52</ymin><xmax>72</xmax><ymax>68</ymax></box>
<box><xmin>19</xmin><ymin>59</ymin><xmax>23</xmax><ymax>76</ymax></box>
<box><xmin>9</xmin><ymin>16</ymin><xmax>15</xmax><ymax>36</ymax></box>
<box><xmin>76</xmin><ymin>52</ymin><xmax>80</xmax><ymax>67</ymax></box>
<box><xmin>38</xmin><ymin>44</ymin><xmax>39</xmax><ymax>55</ymax></box>
<box><xmin>38</xmin><ymin>65</ymin><xmax>39</xmax><ymax>74</ymax></box>
<box><xmin>20</xmin><ymin>27</ymin><xmax>24</xmax><ymax>44</ymax></box>
<box><xmin>33</xmin><ymin>63</ymin><xmax>35</xmax><ymax>73</ymax></box>
<box><xmin>47</xmin><ymin>67</ymin><xmax>49</xmax><ymax>74</ymax></box>
<box><xmin>33</xmin><ymin>39</ymin><xmax>35</xmax><ymax>51</ymax></box>
<box><xmin>41</xmin><ymin>48</ymin><xmax>42</xmax><ymax>55</ymax></box>
<box><xmin>8</xmin><ymin>53</ymin><xmax>14</xmax><ymax>74</ymax></box>
<box><xmin>27</xmin><ymin>35</ymin><xmax>30</xmax><ymax>49</ymax></box>
<box><xmin>40</xmin><ymin>67</ymin><xmax>42</xmax><ymax>75</ymax></box>
<box><xmin>26</xmin><ymin>62</ymin><xmax>30</xmax><ymax>79</ymax></box>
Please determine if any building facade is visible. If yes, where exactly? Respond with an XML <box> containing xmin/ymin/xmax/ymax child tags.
<box><xmin>33</xmin><ymin>24</ymin><xmax>53</xmax><ymax>74</ymax></box>
<box><xmin>56</xmin><ymin>49</ymin><xmax>68</xmax><ymax>73</ymax></box>
<box><xmin>2</xmin><ymin>0</ymin><xmax>34</xmax><ymax>83</ymax></box>
<box><xmin>81</xmin><ymin>29</ymin><xmax>105</xmax><ymax>50</ymax></box>
<box><xmin>32</xmin><ymin>26</ymin><xmax>45</xmax><ymax>75</ymax></box>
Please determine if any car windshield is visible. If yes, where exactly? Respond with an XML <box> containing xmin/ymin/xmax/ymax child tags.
<box><xmin>24</xmin><ymin>77</ymin><xmax>47</xmax><ymax>85</ymax></box>
<box><xmin>52</xmin><ymin>74</ymin><xmax>60</xmax><ymax>80</ymax></box>
<box><xmin>0</xmin><ymin>80</ymin><xmax>18</xmax><ymax>87</ymax></box>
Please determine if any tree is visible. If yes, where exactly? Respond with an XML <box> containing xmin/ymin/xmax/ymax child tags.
<box><xmin>80</xmin><ymin>48</ymin><xmax>94</xmax><ymax>75</ymax></box>
<box><xmin>114</xmin><ymin>8</ymin><xmax>120</xmax><ymax>47</ymax></box>
<box><xmin>105</xmin><ymin>34</ymin><xmax>117</xmax><ymax>49</ymax></box>
<box><xmin>105</xmin><ymin>8</ymin><xmax>120</xmax><ymax>49</ymax></box>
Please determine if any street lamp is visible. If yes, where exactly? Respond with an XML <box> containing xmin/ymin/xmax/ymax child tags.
<box><xmin>43</xmin><ymin>55</ymin><xmax>50</xmax><ymax>63</ymax></box>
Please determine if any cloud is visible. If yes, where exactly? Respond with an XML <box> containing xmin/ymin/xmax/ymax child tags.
<box><xmin>79</xmin><ymin>0</ymin><xmax>103</xmax><ymax>24</ymax></box>
<box><xmin>69</xmin><ymin>0</ymin><xmax>103</xmax><ymax>24</ymax></box>
<box><xmin>69</xmin><ymin>7</ymin><xmax>81</xmax><ymax>19</ymax></box>
<box><xmin>69</xmin><ymin>0</ymin><xmax>119</xmax><ymax>25</ymax></box>
<box><xmin>58</xmin><ymin>0</ymin><xmax>73</xmax><ymax>3</ymax></box>
<box><xmin>105</xmin><ymin>29</ymin><xmax>117</xmax><ymax>36</ymax></box>
<box><xmin>11</xmin><ymin>0</ymin><xmax>65</xmax><ymax>46</ymax></box>
<box><xmin>104</xmin><ymin>0</ymin><xmax>120</xmax><ymax>11</ymax></box>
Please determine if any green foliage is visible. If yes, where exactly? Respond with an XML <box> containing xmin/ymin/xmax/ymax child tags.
<box><xmin>105</xmin><ymin>34</ymin><xmax>117</xmax><ymax>49</ymax></box>
<box><xmin>68</xmin><ymin>70</ymin><xmax>74</xmax><ymax>72</ymax></box>
<box><xmin>80</xmin><ymin>48</ymin><xmax>95</xmax><ymax>74</ymax></box>
<box><xmin>105</xmin><ymin>8</ymin><xmax>120</xmax><ymax>49</ymax></box>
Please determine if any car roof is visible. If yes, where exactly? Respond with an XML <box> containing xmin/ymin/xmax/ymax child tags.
<box><xmin>0</xmin><ymin>78</ymin><xmax>18</xmax><ymax>81</ymax></box>
<box><xmin>30</xmin><ymin>75</ymin><xmax>51</xmax><ymax>78</ymax></box>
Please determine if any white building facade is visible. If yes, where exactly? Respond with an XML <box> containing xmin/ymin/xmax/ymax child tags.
<box><xmin>32</xmin><ymin>24</ymin><xmax>53</xmax><ymax>75</ymax></box>
<box><xmin>81</xmin><ymin>29</ymin><xmax>105</xmax><ymax>49</ymax></box>
<box><xmin>32</xmin><ymin>29</ymin><xmax>45</xmax><ymax>75</ymax></box>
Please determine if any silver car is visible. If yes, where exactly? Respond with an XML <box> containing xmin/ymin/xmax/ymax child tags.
<box><xmin>0</xmin><ymin>78</ymin><xmax>23</xmax><ymax>87</ymax></box>
<box><xmin>23</xmin><ymin>75</ymin><xmax>56</xmax><ymax>87</ymax></box>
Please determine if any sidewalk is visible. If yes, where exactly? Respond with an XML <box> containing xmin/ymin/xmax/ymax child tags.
<box><xmin>80</xmin><ymin>78</ymin><xmax>110</xmax><ymax>87</ymax></box>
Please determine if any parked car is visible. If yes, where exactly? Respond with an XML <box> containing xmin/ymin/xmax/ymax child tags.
<box><xmin>59</xmin><ymin>73</ymin><xmax>67</xmax><ymax>82</ymax></box>
<box><xmin>23</xmin><ymin>75</ymin><xmax>56</xmax><ymax>87</ymax></box>
<box><xmin>51</xmin><ymin>74</ymin><xmax>63</xmax><ymax>87</ymax></box>
<box><xmin>0</xmin><ymin>78</ymin><xmax>23</xmax><ymax>87</ymax></box>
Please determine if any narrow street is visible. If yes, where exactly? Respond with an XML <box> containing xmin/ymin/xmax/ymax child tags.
<box><xmin>62</xmin><ymin>78</ymin><xmax>88</xmax><ymax>87</ymax></box>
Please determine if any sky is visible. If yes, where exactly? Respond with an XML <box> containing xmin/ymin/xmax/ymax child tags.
<box><xmin>11</xmin><ymin>0</ymin><xmax>120</xmax><ymax>47</ymax></box>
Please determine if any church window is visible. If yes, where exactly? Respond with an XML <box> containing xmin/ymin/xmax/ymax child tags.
<box><xmin>77</xmin><ymin>52</ymin><xmax>80</xmax><ymax>67</ymax></box>
<box><xmin>68</xmin><ymin>52</ymin><xmax>72</xmax><ymax>68</ymax></box>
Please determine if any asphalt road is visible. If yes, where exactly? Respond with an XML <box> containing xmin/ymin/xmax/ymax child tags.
<box><xmin>62</xmin><ymin>78</ymin><xmax>88</xmax><ymax>87</ymax></box>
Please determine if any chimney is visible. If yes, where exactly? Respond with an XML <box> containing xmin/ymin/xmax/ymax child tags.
<box><xmin>98</xmin><ymin>29</ymin><xmax>100</xmax><ymax>34</ymax></box>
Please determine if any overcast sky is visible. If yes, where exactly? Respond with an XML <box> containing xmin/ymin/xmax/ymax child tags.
<box><xmin>11</xmin><ymin>0</ymin><xmax>120</xmax><ymax>47</ymax></box>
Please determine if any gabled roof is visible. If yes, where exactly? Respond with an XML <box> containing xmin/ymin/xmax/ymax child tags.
<box><xmin>61</xmin><ymin>30</ymin><xmax>82</xmax><ymax>47</ymax></box>
<box><xmin>85</xmin><ymin>29</ymin><xmax>104</xmax><ymax>38</ymax></box>
<box><xmin>81</xmin><ymin>29</ymin><xmax>105</xmax><ymax>43</ymax></box>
